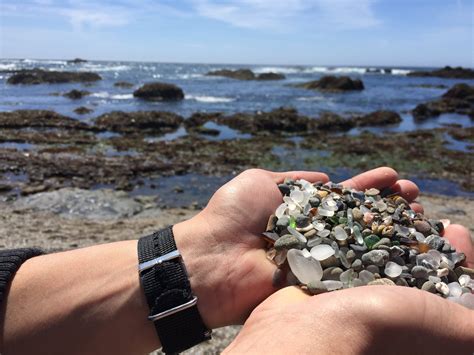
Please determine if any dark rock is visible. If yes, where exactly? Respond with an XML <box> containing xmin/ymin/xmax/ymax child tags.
<box><xmin>383</xmin><ymin>68</ymin><xmax>392</xmax><ymax>74</ymax></box>
<box><xmin>412</xmin><ymin>83</ymin><xmax>474</xmax><ymax>121</ymax></box>
<box><xmin>0</xmin><ymin>110</ymin><xmax>93</xmax><ymax>130</ymax></box>
<box><xmin>184</xmin><ymin>112</ymin><xmax>223</xmax><ymax>128</ymax></box>
<box><xmin>407</xmin><ymin>66</ymin><xmax>474</xmax><ymax>79</ymax></box>
<box><xmin>63</xmin><ymin>89</ymin><xmax>91</xmax><ymax>99</ymax></box>
<box><xmin>7</xmin><ymin>69</ymin><xmax>101</xmax><ymax>84</ymax></box>
<box><xmin>355</xmin><ymin>110</ymin><xmax>402</xmax><ymax>127</ymax></box>
<box><xmin>133</xmin><ymin>82</ymin><xmax>184</xmax><ymax>101</ymax></box>
<box><xmin>256</xmin><ymin>72</ymin><xmax>285</xmax><ymax>80</ymax></box>
<box><xmin>315</xmin><ymin>112</ymin><xmax>354</xmax><ymax>131</ymax></box>
<box><xmin>74</xmin><ymin>106</ymin><xmax>93</xmax><ymax>115</ymax></box>
<box><xmin>411</xmin><ymin>84</ymin><xmax>447</xmax><ymax>89</ymax></box>
<box><xmin>114</xmin><ymin>81</ymin><xmax>134</xmax><ymax>88</ymax></box>
<box><xmin>95</xmin><ymin>111</ymin><xmax>184</xmax><ymax>134</ymax></box>
<box><xmin>206</xmin><ymin>69</ymin><xmax>256</xmax><ymax>80</ymax></box>
<box><xmin>67</xmin><ymin>58</ymin><xmax>87</xmax><ymax>64</ymax></box>
<box><xmin>366</xmin><ymin>68</ymin><xmax>382</xmax><ymax>74</ymax></box>
<box><xmin>295</xmin><ymin>75</ymin><xmax>364</xmax><ymax>92</ymax></box>
<box><xmin>192</xmin><ymin>126</ymin><xmax>220</xmax><ymax>136</ymax></box>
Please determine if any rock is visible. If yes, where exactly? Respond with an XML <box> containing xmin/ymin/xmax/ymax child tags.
<box><xmin>74</xmin><ymin>106</ymin><xmax>93</xmax><ymax>115</ymax></box>
<box><xmin>306</xmin><ymin>281</ymin><xmax>328</xmax><ymax>294</ymax></box>
<box><xmin>274</xmin><ymin>234</ymin><xmax>305</xmax><ymax>251</ymax></box>
<box><xmin>7</xmin><ymin>69</ymin><xmax>101</xmax><ymax>84</ymax></box>
<box><xmin>95</xmin><ymin>111</ymin><xmax>183</xmax><ymax>134</ymax></box>
<box><xmin>361</xmin><ymin>250</ymin><xmax>390</xmax><ymax>266</ymax></box>
<box><xmin>411</xmin><ymin>265</ymin><xmax>430</xmax><ymax>279</ymax></box>
<box><xmin>414</xmin><ymin>220</ymin><xmax>432</xmax><ymax>235</ymax></box>
<box><xmin>367</xmin><ymin>278</ymin><xmax>396</xmax><ymax>286</ymax></box>
<box><xmin>355</xmin><ymin>110</ymin><xmax>402</xmax><ymax>127</ymax></box>
<box><xmin>295</xmin><ymin>75</ymin><xmax>364</xmax><ymax>92</ymax></box>
<box><xmin>315</xmin><ymin>112</ymin><xmax>355</xmax><ymax>131</ymax></box>
<box><xmin>322</xmin><ymin>267</ymin><xmax>343</xmax><ymax>281</ymax></box>
<box><xmin>206</xmin><ymin>69</ymin><xmax>256</xmax><ymax>80</ymax></box>
<box><xmin>256</xmin><ymin>72</ymin><xmax>285</xmax><ymax>80</ymax></box>
<box><xmin>351</xmin><ymin>259</ymin><xmax>363</xmax><ymax>271</ymax></box>
<box><xmin>454</xmin><ymin>266</ymin><xmax>474</xmax><ymax>278</ymax></box>
<box><xmin>63</xmin><ymin>89</ymin><xmax>91</xmax><ymax>100</ymax></box>
<box><xmin>421</xmin><ymin>280</ymin><xmax>437</xmax><ymax>293</ymax></box>
<box><xmin>412</xmin><ymin>83</ymin><xmax>474</xmax><ymax>121</ymax></box>
<box><xmin>133</xmin><ymin>82</ymin><xmax>184</xmax><ymax>101</ymax></box>
<box><xmin>114</xmin><ymin>81</ymin><xmax>134</xmax><ymax>88</ymax></box>
<box><xmin>407</xmin><ymin>66</ymin><xmax>474</xmax><ymax>79</ymax></box>
<box><xmin>13</xmin><ymin>188</ymin><xmax>143</xmax><ymax>219</ymax></box>
<box><xmin>0</xmin><ymin>110</ymin><xmax>93</xmax><ymax>130</ymax></box>
<box><xmin>192</xmin><ymin>126</ymin><xmax>220</xmax><ymax>136</ymax></box>
<box><xmin>320</xmin><ymin>255</ymin><xmax>340</xmax><ymax>268</ymax></box>
<box><xmin>67</xmin><ymin>58</ymin><xmax>87</xmax><ymax>64</ymax></box>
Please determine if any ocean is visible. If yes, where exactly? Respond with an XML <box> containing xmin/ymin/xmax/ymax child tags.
<box><xmin>0</xmin><ymin>59</ymin><xmax>473</xmax><ymax>204</ymax></box>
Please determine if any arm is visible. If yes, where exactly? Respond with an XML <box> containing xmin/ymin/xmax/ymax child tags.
<box><xmin>0</xmin><ymin>167</ymin><xmax>418</xmax><ymax>355</ymax></box>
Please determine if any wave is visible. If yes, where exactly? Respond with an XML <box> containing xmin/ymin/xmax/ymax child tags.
<box><xmin>0</xmin><ymin>63</ymin><xmax>18</xmax><ymax>71</ymax></box>
<box><xmin>177</xmin><ymin>73</ymin><xmax>204</xmax><ymax>79</ymax></box>
<box><xmin>78</xmin><ymin>64</ymin><xmax>131</xmax><ymax>72</ymax></box>
<box><xmin>91</xmin><ymin>92</ymin><xmax>133</xmax><ymax>100</ymax></box>
<box><xmin>21</xmin><ymin>59</ymin><xmax>67</xmax><ymax>65</ymax></box>
<box><xmin>185</xmin><ymin>94</ymin><xmax>235</xmax><ymax>103</ymax></box>
<box><xmin>391</xmin><ymin>69</ymin><xmax>411</xmax><ymax>75</ymax></box>
<box><xmin>253</xmin><ymin>66</ymin><xmax>301</xmax><ymax>74</ymax></box>
<box><xmin>296</xmin><ymin>96</ymin><xmax>327</xmax><ymax>101</ymax></box>
<box><xmin>253</xmin><ymin>65</ymin><xmax>411</xmax><ymax>75</ymax></box>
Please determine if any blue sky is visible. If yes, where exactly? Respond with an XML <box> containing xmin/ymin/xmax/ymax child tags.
<box><xmin>0</xmin><ymin>0</ymin><xmax>472</xmax><ymax>67</ymax></box>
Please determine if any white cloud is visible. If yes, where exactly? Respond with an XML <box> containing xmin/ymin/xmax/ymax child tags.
<box><xmin>192</xmin><ymin>0</ymin><xmax>380</xmax><ymax>30</ymax></box>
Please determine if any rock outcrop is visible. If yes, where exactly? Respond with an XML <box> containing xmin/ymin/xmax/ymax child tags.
<box><xmin>295</xmin><ymin>76</ymin><xmax>364</xmax><ymax>92</ymax></box>
<box><xmin>407</xmin><ymin>66</ymin><xmax>474</xmax><ymax>79</ymax></box>
<box><xmin>133</xmin><ymin>82</ymin><xmax>184</xmax><ymax>101</ymax></box>
<box><xmin>63</xmin><ymin>89</ymin><xmax>91</xmax><ymax>99</ymax></box>
<box><xmin>256</xmin><ymin>72</ymin><xmax>286</xmax><ymax>80</ymax></box>
<box><xmin>0</xmin><ymin>110</ymin><xmax>93</xmax><ymax>130</ymax></box>
<box><xmin>67</xmin><ymin>58</ymin><xmax>88</xmax><ymax>64</ymax></box>
<box><xmin>206</xmin><ymin>69</ymin><xmax>285</xmax><ymax>81</ymax></box>
<box><xmin>412</xmin><ymin>83</ymin><xmax>474</xmax><ymax>121</ymax></box>
<box><xmin>7</xmin><ymin>69</ymin><xmax>101</xmax><ymax>84</ymax></box>
<box><xmin>95</xmin><ymin>111</ymin><xmax>184</xmax><ymax>133</ymax></box>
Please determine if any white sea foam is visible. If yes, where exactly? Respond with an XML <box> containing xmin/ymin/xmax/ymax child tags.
<box><xmin>91</xmin><ymin>92</ymin><xmax>133</xmax><ymax>100</ymax></box>
<box><xmin>0</xmin><ymin>63</ymin><xmax>18</xmax><ymax>70</ymax></box>
<box><xmin>253</xmin><ymin>66</ymin><xmax>301</xmax><ymax>74</ymax></box>
<box><xmin>178</xmin><ymin>73</ymin><xmax>203</xmax><ymax>79</ymax></box>
<box><xmin>78</xmin><ymin>64</ymin><xmax>131</xmax><ymax>72</ymax></box>
<box><xmin>152</xmin><ymin>74</ymin><xmax>162</xmax><ymax>78</ymax></box>
<box><xmin>185</xmin><ymin>94</ymin><xmax>235</xmax><ymax>103</ymax></box>
<box><xmin>21</xmin><ymin>59</ymin><xmax>67</xmax><ymax>65</ymax></box>
<box><xmin>296</xmin><ymin>96</ymin><xmax>327</xmax><ymax>101</ymax></box>
<box><xmin>391</xmin><ymin>69</ymin><xmax>411</xmax><ymax>75</ymax></box>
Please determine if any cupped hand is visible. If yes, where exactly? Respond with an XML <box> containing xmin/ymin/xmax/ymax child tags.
<box><xmin>174</xmin><ymin>167</ymin><xmax>422</xmax><ymax>329</ymax></box>
<box><xmin>223</xmin><ymin>174</ymin><xmax>474</xmax><ymax>354</ymax></box>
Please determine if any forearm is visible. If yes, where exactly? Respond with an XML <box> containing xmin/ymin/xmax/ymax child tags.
<box><xmin>0</xmin><ymin>240</ymin><xmax>160</xmax><ymax>355</ymax></box>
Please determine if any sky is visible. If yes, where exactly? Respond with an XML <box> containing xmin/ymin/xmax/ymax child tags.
<box><xmin>0</xmin><ymin>0</ymin><xmax>473</xmax><ymax>67</ymax></box>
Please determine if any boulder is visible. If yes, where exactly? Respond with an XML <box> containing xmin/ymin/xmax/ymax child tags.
<box><xmin>442</xmin><ymin>83</ymin><xmax>474</xmax><ymax>100</ymax></box>
<box><xmin>206</xmin><ymin>69</ymin><xmax>256</xmax><ymax>80</ymax></box>
<box><xmin>256</xmin><ymin>72</ymin><xmax>286</xmax><ymax>80</ymax></box>
<box><xmin>95</xmin><ymin>111</ymin><xmax>184</xmax><ymax>133</ymax></box>
<box><xmin>407</xmin><ymin>66</ymin><xmax>474</xmax><ymax>79</ymax></box>
<box><xmin>295</xmin><ymin>76</ymin><xmax>364</xmax><ymax>92</ymax></box>
<box><xmin>315</xmin><ymin>113</ymin><xmax>354</xmax><ymax>131</ymax></box>
<box><xmin>67</xmin><ymin>58</ymin><xmax>88</xmax><ymax>64</ymax></box>
<box><xmin>7</xmin><ymin>69</ymin><xmax>101</xmax><ymax>84</ymax></box>
<box><xmin>74</xmin><ymin>106</ymin><xmax>94</xmax><ymax>115</ymax></box>
<box><xmin>63</xmin><ymin>89</ymin><xmax>91</xmax><ymax>99</ymax></box>
<box><xmin>356</xmin><ymin>111</ymin><xmax>402</xmax><ymax>126</ymax></box>
<box><xmin>133</xmin><ymin>82</ymin><xmax>184</xmax><ymax>101</ymax></box>
<box><xmin>114</xmin><ymin>81</ymin><xmax>134</xmax><ymax>88</ymax></box>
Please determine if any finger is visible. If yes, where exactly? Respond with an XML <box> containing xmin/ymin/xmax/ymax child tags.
<box><xmin>409</xmin><ymin>202</ymin><xmax>424</xmax><ymax>214</ymax></box>
<box><xmin>389</xmin><ymin>179</ymin><xmax>420</xmax><ymax>202</ymax></box>
<box><xmin>270</xmin><ymin>170</ymin><xmax>329</xmax><ymax>184</ymax></box>
<box><xmin>443</xmin><ymin>224</ymin><xmax>474</xmax><ymax>268</ymax></box>
<box><xmin>341</xmin><ymin>166</ymin><xmax>398</xmax><ymax>191</ymax></box>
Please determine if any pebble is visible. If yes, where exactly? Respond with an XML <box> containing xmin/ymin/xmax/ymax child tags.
<box><xmin>322</xmin><ymin>267</ymin><xmax>343</xmax><ymax>281</ymax></box>
<box><xmin>384</xmin><ymin>261</ymin><xmax>403</xmax><ymax>278</ymax></box>
<box><xmin>287</xmin><ymin>249</ymin><xmax>323</xmax><ymax>284</ymax></box>
<box><xmin>435</xmin><ymin>282</ymin><xmax>450</xmax><ymax>296</ymax></box>
<box><xmin>361</xmin><ymin>250</ymin><xmax>390</xmax><ymax>266</ymax></box>
<box><xmin>448</xmin><ymin>282</ymin><xmax>463</xmax><ymax>297</ymax></box>
<box><xmin>411</xmin><ymin>265</ymin><xmax>430</xmax><ymax>279</ymax></box>
<box><xmin>322</xmin><ymin>280</ymin><xmax>344</xmax><ymax>291</ymax></box>
<box><xmin>414</xmin><ymin>220</ymin><xmax>432</xmax><ymax>235</ymax></box>
<box><xmin>421</xmin><ymin>280</ymin><xmax>437</xmax><ymax>293</ymax></box>
<box><xmin>274</xmin><ymin>234</ymin><xmax>305</xmax><ymax>251</ymax></box>
<box><xmin>372</xmin><ymin>237</ymin><xmax>391</xmax><ymax>249</ymax></box>
<box><xmin>304</xmin><ymin>229</ymin><xmax>317</xmax><ymax>238</ymax></box>
<box><xmin>455</xmin><ymin>266</ymin><xmax>474</xmax><ymax>278</ymax></box>
<box><xmin>351</xmin><ymin>259</ymin><xmax>363</xmax><ymax>271</ymax></box>
<box><xmin>359</xmin><ymin>270</ymin><xmax>375</xmax><ymax>284</ymax></box>
<box><xmin>311</xmin><ymin>244</ymin><xmax>336</xmax><ymax>261</ymax></box>
<box><xmin>306</xmin><ymin>281</ymin><xmax>328</xmax><ymax>295</ymax></box>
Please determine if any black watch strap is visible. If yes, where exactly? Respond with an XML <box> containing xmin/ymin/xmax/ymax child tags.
<box><xmin>138</xmin><ymin>226</ymin><xmax>211</xmax><ymax>354</ymax></box>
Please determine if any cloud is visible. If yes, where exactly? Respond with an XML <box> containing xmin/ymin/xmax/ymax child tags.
<box><xmin>192</xmin><ymin>0</ymin><xmax>380</xmax><ymax>31</ymax></box>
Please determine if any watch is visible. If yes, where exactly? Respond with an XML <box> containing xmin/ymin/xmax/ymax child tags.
<box><xmin>137</xmin><ymin>226</ymin><xmax>212</xmax><ymax>354</ymax></box>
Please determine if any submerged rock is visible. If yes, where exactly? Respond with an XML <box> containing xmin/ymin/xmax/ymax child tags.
<box><xmin>7</xmin><ymin>69</ymin><xmax>101</xmax><ymax>84</ymax></box>
<box><xmin>407</xmin><ymin>66</ymin><xmax>474</xmax><ymax>79</ymax></box>
<box><xmin>206</xmin><ymin>69</ymin><xmax>256</xmax><ymax>80</ymax></box>
<box><xmin>294</xmin><ymin>75</ymin><xmax>364</xmax><ymax>92</ymax></box>
<box><xmin>114</xmin><ymin>81</ymin><xmax>134</xmax><ymax>88</ymax></box>
<box><xmin>67</xmin><ymin>58</ymin><xmax>88</xmax><ymax>64</ymax></box>
<box><xmin>133</xmin><ymin>82</ymin><xmax>184</xmax><ymax>101</ymax></box>
<box><xmin>355</xmin><ymin>110</ymin><xmax>402</xmax><ymax>126</ymax></box>
<box><xmin>63</xmin><ymin>89</ymin><xmax>91</xmax><ymax>99</ymax></box>
<box><xmin>74</xmin><ymin>106</ymin><xmax>94</xmax><ymax>115</ymax></box>
<box><xmin>95</xmin><ymin>111</ymin><xmax>184</xmax><ymax>134</ymax></box>
<box><xmin>256</xmin><ymin>72</ymin><xmax>286</xmax><ymax>80</ymax></box>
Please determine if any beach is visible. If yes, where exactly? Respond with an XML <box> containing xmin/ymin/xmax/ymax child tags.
<box><xmin>0</xmin><ymin>59</ymin><xmax>473</xmax><ymax>353</ymax></box>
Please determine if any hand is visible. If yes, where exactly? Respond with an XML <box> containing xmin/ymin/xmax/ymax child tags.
<box><xmin>223</xmin><ymin>175</ymin><xmax>474</xmax><ymax>354</ymax></box>
<box><xmin>173</xmin><ymin>167</ymin><xmax>421</xmax><ymax>329</ymax></box>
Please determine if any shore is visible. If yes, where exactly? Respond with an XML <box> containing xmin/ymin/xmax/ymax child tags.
<box><xmin>1</xmin><ymin>190</ymin><xmax>472</xmax><ymax>354</ymax></box>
